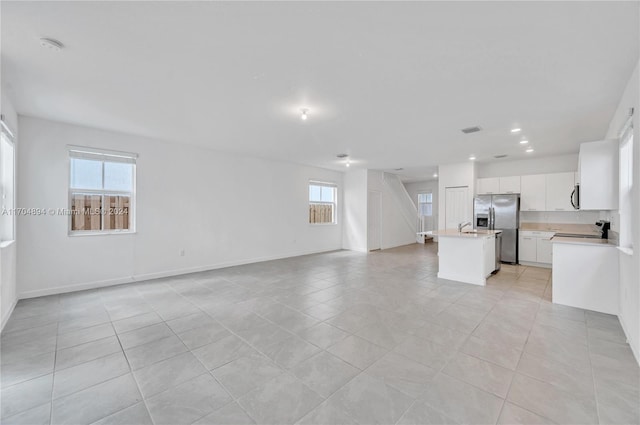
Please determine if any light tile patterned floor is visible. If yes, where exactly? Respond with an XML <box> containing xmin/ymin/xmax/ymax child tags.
<box><xmin>1</xmin><ymin>243</ymin><xmax>638</xmax><ymax>425</ymax></box>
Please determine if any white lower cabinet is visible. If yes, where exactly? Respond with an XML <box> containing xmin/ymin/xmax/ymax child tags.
<box><xmin>519</xmin><ymin>235</ymin><xmax>537</xmax><ymax>262</ymax></box>
<box><xmin>536</xmin><ymin>237</ymin><xmax>553</xmax><ymax>264</ymax></box>
<box><xmin>519</xmin><ymin>231</ymin><xmax>554</xmax><ymax>265</ymax></box>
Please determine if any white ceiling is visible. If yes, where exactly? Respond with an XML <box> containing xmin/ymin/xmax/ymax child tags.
<box><xmin>2</xmin><ymin>1</ymin><xmax>638</xmax><ymax>180</ymax></box>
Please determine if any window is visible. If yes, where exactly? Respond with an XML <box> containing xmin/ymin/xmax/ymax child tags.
<box><xmin>619</xmin><ymin>119</ymin><xmax>633</xmax><ymax>250</ymax></box>
<box><xmin>309</xmin><ymin>182</ymin><xmax>337</xmax><ymax>224</ymax></box>
<box><xmin>417</xmin><ymin>192</ymin><xmax>433</xmax><ymax>232</ymax></box>
<box><xmin>69</xmin><ymin>146</ymin><xmax>137</xmax><ymax>234</ymax></box>
<box><xmin>418</xmin><ymin>192</ymin><xmax>433</xmax><ymax>217</ymax></box>
<box><xmin>1</xmin><ymin>121</ymin><xmax>15</xmax><ymax>243</ymax></box>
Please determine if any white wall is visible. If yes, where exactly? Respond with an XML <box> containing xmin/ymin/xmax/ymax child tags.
<box><xmin>477</xmin><ymin>154</ymin><xmax>578</xmax><ymax>178</ymax></box>
<box><xmin>403</xmin><ymin>179</ymin><xmax>439</xmax><ymax>231</ymax></box>
<box><xmin>17</xmin><ymin>117</ymin><xmax>344</xmax><ymax>298</ymax></box>
<box><xmin>605</xmin><ymin>60</ymin><xmax>640</xmax><ymax>365</ymax></box>
<box><xmin>437</xmin><ymin>162</ymin><xmax>476</xmax><ymax>230</ymax></box>
<box><xmin>1</xmin><ymin>91</ymin><xmax>18</xmax><ymax>330</ymax></box>
<box><xmin>342</xmin><ymin>169</ymin><xmax>368</xmax><ymax>252</ymax></box>
<box><xmin>367</xmin><ymin>170</ymin><xmax>416</xmax><ymax>250</ymax></box>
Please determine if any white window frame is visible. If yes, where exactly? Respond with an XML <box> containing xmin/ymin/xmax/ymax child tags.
<box><xmin>0</xmin><ymin>118</ymin><xmax>16</xmax><ymax>246</ymax></box>
<box><xmin>309</xmin><ymin>181</ymin><xmax>338</xmax><ymax>225</ymax></box>
<box><xmin>68</xmin><ymin>145</ymin><xmax>137</xmax><ymax>236</ymax></box>
<box><xmin>618</xmin><ymin>117</ymin><xmax>634</xmax><ymax>251</ymax></box>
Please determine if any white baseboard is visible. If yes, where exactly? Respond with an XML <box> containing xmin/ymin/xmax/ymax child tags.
<box><xmin>1</xmin><ymin>298</ymin><xmax>18</xmax><ymax>332</ymax></box>
<box><xmin>17</xmin><ymin>247</ymin><xmax>343</xmax><ymax>299</ymax></box>
<box><xmin>437</xmin><ymin>271</ymin><xmax>485</xmax><ymax>286</ymax></box>
<box><xmin>518</xmin><ymin>260</ymin><xmax>552</xmax><ymax>269</ymax></box>
<box><xmin>619</xmin><ymin>314</ymin><xmax>640</xmax><ymax>367</ymax></box>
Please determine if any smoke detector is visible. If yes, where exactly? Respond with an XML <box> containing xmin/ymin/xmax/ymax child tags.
<box><xmin>461</xmin><ymin>126</ymin><xmax>482</xmax><ymax>134</ymax></box>
<box><xmin>39</xmin><ymin>38</ymin><xmax>64</xmax><ymax>51</ymax></box>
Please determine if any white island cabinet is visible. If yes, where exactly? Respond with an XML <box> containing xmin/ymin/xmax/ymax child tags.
<box><xmin>552</xmin><ymin>237</ymin><xmax>619</xmax><ymax>315</ymax></box>
<box><xmin>433</xmin><ymin>230</ymin><xmax>501</xmax><ymax>286</ymax></box>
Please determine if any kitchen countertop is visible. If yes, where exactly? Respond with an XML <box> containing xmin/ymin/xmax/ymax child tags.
<box><xmin>433</xmin><ymin>229</ymin><xmax>502</xmax><ymax>238</ymax></box>
<box><xmin>551</xmin><ymin>237</ymin><xmax>614</xmax><ymax>246</ymax></box>
<box><xmin>520</xmin><ymin>222</ymin><xmax>601</xmax><ymax>237</ymax></box>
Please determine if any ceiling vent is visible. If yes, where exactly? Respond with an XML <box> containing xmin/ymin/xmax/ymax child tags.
<box><xmin>394</xmin><ymin>168</ymin><xmax>404</xmax><ymax>171</ymax></box>
<box><xmin>336</xmin><ymin>153</ymin><xmax>349</xmax><ymax>158</ymax></box>
<box><xmin>494</xmin><ymin>154</ymin><xmax>508</xmax><ymax>159</ymax></box>
<box><xmin>461</xmin><ymin>126</ymin><xmax>482</xmax><ymax>134</ymax></box>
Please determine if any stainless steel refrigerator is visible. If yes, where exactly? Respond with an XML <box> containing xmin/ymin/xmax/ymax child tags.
<box><xmin>474</xmin><ymin>194</ymin><xmax>520</xmax><ymax>264</ymax></box>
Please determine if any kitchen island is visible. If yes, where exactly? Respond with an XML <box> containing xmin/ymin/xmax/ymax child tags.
<box><xmin>552</xmin><ymin>236</ymin><xmax>618</xmax><ymax>315</ymax></box>
<box><xmin>432</xmin><ymin>229</ymin><xmax>502</xmax><ymax>286</ymax></box>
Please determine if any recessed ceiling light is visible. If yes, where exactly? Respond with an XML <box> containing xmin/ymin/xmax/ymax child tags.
<box><xmin>520</xmin><ymin>140</ymin><xmax>529</xmax><ymax>144</ymax></box>
<box><xmin>511</xmin><ymin>128</ymin><xmax>522</xmax><ymax>133</ymax></box>
<box><xmin>526</xmin><ymin>148</ymin><xmax>534</xmax><ymax>153</ymax></box>
<box><xmin>433</xmin><ymin>173</ymin><xmax>438</xmax><ymax>178</ymax></box>
<box><xmin>469</xmin><ymin>155</ymin><xmax>476</xmax><ymax>160</ymax></box>
<box><xmin>346</xmin><ymin>160</ymin><xmax>350</xmax><ymax>167</ymax></box>
<box><xmin>39</xmin><ymin>37</ymin><xmax>64</xmax><ymax>51</ymax></box>
<box><xmin>300</xmin><ymin>108</ymin><xmax>309</xmax><ymax>121</ymax></box>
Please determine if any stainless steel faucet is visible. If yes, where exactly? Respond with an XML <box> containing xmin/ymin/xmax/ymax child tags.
<box><xmin>458</xmin><ymin>221</ymin><xmax>472</xmax><ymax>232</ymax></box>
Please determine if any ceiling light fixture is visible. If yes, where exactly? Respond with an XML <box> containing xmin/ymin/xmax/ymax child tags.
<box><xmin>526</xmin><ymin>148</ymin><xmax>534</xmax><ymax>153</ymax></box>
<box><xmin>433</xmin><ymin>173</ymin><xmax>438</xmax><ymax>178</ymax></box>
<box><xmin>39</xmin><ymin>37</ymin><xmax>64</xmax><ymax>51</ymax></box>
<box><xmin>300</xmin><ymin>109</ymin><xmax>309</xmax><ymax>121</ymax></box>
<box><xmin>520</xmin><ymin>140</ymin><xmax>529</xmax><ymax>144</ymax></box>
<box><xmin>469</xmin><ymin>155</ymin><xmax>476</xmax><ymax>160</ymax></box>
<box><xmin>346</xmin><ymin>160</ymin><xmax>351</xmax><ymax>167</ymax></box>
<box><xmin>511</xmin><ymin>128</ymin><xmax>522</xmax><ymax>133</ymax></box>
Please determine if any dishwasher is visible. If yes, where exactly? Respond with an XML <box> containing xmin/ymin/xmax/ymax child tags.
<box><xmin>493</xmin><ymin>232</ymin><xmax>502</xmax><ymax>273</ymax></box>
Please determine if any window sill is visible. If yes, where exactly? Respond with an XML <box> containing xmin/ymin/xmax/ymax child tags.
<box><xmin>69</xmin><ymin>231</ymin><xmax>137</xmax><ymax>237</ymax></box>
<box><xmin>618</xmin><ymin>247</ymin><xmax>634</xmax><ymax>256</ymax></box>
<box><xmin>0</xmin><ymin>240</ymin><xmax>15</xmax><ymax>248</ymax></box>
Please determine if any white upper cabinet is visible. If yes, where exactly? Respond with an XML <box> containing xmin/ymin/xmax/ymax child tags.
<box><xmin>477</xmin><ymin>176</ymin><xmax>520</xmax><ymax>194</ymax></box>
<box><xmin>499</xmin><ymin>176</ymin><xmax>521</xmax><ymax>194</ymax></box>
<box><xmin>579</xmin><ymin>140</ymin><xmax>618</xmax><ymax>210</ymax></box>
<box><xmin>477</xmin><ymin>177</ymin><xmax>500</xmax><ymax>194</ymax></box>
<box><xmin>520</xmin><ymin>174</ymin><xmax>546</xmax><ymax>211</ymax></box>
<box><xmin>545</xmin><ymin>172</ymin><xmax>575</xmax><ymax>211</ymax></box>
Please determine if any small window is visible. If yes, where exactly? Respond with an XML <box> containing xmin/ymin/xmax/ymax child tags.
<box><xmin>619</xmin><ymin>122</ymin><xmax>633</xmax><ymax>250</ymax></box>
<box><xmin>309</xmin><ymin>182</ymin><xmax>337</xmax><ymax>224</ymax></box>
<box><xmin>1</xmin><ymin>123</ymin><xmax>15</xmax><ymax>243</ymax></box>
<box><xmin>418</xmin><ymin>192</ymin><xmax>433</xmax><ymax>217</ymax></box>
<box><xmin>69</xmin><ymin>146</ymin><xmax>137</xmax><ymax>234</ymax></box>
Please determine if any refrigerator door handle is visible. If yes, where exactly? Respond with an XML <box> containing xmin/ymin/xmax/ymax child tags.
<box><xmin>490</xmin><ymin>207</ymin><xmax>494</xmax><ymax>230</ymax></box>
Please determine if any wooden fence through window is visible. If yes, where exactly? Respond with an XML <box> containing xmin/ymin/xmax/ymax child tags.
<box><xmin>309</xmin><ymin>203</ymin><xmax>334</xmax><ymax>224</ymax></box>
<box><xmin>71</xmin><ymin>194</ymin><xmax>130</xmax><ymax>231</ymax></box>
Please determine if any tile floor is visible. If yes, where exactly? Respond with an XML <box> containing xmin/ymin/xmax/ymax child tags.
<box><xmin>1</xmin><ymin>243</ymin><xmax>638</xmax><ymax>425</ymax></box>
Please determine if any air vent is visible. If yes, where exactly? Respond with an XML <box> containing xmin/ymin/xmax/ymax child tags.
<box><xmin>394</xmin><ymin>168</ymin><xmax>404</xmax><ymax>171</ymax></box>
<box><xmin>336</xmin><ymin>153</ymin><xmax>349</xmax><ymax>158</ymax></box>
<box><xmin>461</xmin><ymin>126</ymin><xmax>482</xmax><ymax>134</ymax></box>
<box><xmin>494</xmin><ymin>154</ymin><xmax>508</xmax><ymax>159</ymax></box>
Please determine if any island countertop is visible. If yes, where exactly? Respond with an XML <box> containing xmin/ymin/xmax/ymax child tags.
<box><xmin>433</xmin><ymin>229</ymin><xmax>502</xmax><ymax>238</ymax></box>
